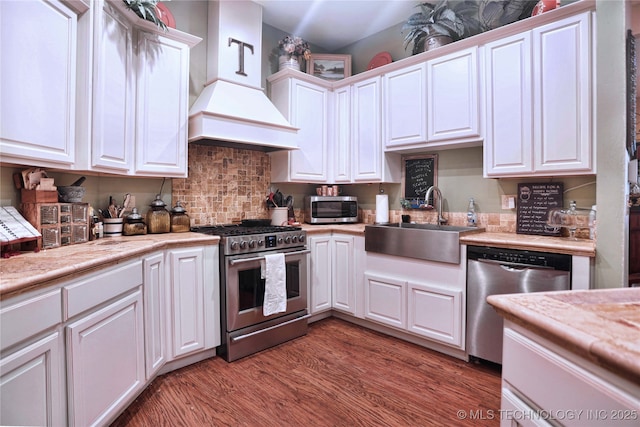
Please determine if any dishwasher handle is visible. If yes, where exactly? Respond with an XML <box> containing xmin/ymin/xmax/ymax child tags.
<box><xmin>472</xmin><ymin>257</ymin><xmax>556</xmax><ymax>270</ymax></box>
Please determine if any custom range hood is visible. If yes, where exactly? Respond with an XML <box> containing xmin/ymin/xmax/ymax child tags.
<box><xmin>188</xmin><ymin>0</ymin><xmax>298</xmax><ymax>151</ymax></box>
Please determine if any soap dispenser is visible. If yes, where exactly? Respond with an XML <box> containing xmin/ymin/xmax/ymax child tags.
<box><xmin>467</xmin><ymin>198</ymin><xmax>477</xmax><ymax>227</ymax></box>
<box><xmin>146</xmin><ymin>194</ymin><xmax>170</xmax><ymax>234</ymax></box>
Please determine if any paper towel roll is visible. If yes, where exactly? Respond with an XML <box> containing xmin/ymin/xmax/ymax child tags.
<box><xmin>375</xmin><ymin>194</ymin><xmax>389</xmax><ymax>224</ymax></box>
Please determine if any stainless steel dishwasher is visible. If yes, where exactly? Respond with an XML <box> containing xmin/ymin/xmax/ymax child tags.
<box><xmin>466</xmin><ymin>246</ymin><xmax>571</xmax><ymax>365</ymax></box>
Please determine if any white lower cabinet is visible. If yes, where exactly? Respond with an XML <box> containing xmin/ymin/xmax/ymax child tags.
<box><xmin>364</xmin><ymin>273</ymin><xmax>407</xmax><ymax>329</ymax></box>
<box><xmin>166</xmin><ymin>246</ymin><xmax>219</xmax><ymax>359</ymax></box>
<box><xmin>143</xmin><ymin>252</ymin><xmax>166</xmax><ymax>379</ymax></box>
<box><xmin>309</xmin><ymin>234</ymin><xmax>332</xmax><ymax>314</ymax></box>
<box><xmin>501</xmin><ymin>322</ymin><xmax>640</xmax><ymax>427</ymax></box>
<box><xmin>332</xmin><ymin>235</ymin><xmax>358</xmax><ymax>315</ymax></box>
<box><xmin>407</xmin><ymin>282</ymin><xmax>463</xmax><ymax>347</ymax></box>
<box><xmin>0</xmin><ymin>289</ymin><xmax>66</xmax><ymax>427</ymax></box>
<box><xmin>309</xmin><ymin>234</ymin><xmax>360</xmax><ymax>317</ymax></box>
<box><xmin>66</xmin><ymin>289</ymin><xmax>145</xmax><ymax>427</ymax></box>
<box><xmin>0</xmin><ymin>330</ymin><xmax>66</xmax><ymax>427</ymax></box>
<box><xmin>364</xmin><ymin>251</ymin><xmax>466</xmax><ymax>351</ymax></box>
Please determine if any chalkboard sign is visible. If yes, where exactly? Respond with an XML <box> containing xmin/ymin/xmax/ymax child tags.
<box><xmin>516</xmin><ymin>182</ymin><xmax>564</xmax><ymax>236</ymax></box>
<box><xmin>402</xmin><ymin>155</ymin><xmax>437</xmax><ymax>208</ymax></box>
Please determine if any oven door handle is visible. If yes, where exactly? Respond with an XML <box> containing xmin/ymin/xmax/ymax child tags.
<box><xmin>230</xmin><ymin>314</ymin><xmax>311</xmax><ymax>343</ymax></box>
<box><xmin>228</xmin><ymin>249</ymin><xmax>310</xmax><ymax>266</ymax></box>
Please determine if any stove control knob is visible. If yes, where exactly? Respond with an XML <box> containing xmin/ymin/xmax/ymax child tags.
<box><xmin>230</xmin><ymin>241</ymin><xmax>239</xmax><ymax>250</ymax></box>
<box><xmin>248</xmin><ymin>240</ymin><xmax>256</xmax><ymax>248</ymax></box>
<box><xmin>298</xmin><ymin>234</ymin><xmax>305</xmax><ymax>243</ymax></box>
<box><xmin>239</xmin><ymin>241</ymin><xmax>247</xmax><ymax>249</ymax></box>
<box><xmin>257</xmin><ymin>239</ymin><xmax>264</xmax><ymax>247</ymax></box>
<box><xmin>292</xmin><ymin>235</ymin><xmax>298</xmax><ymax>243</ymax></box>
<box><xmin>278</xmin><ymin>237</ymin><xmax>283</xmax><ymax>244</ymax></box>
<box><xmin>284</xmin><ymin>236</ymin><xmax>291</xmax><ymax>244</ymax></box>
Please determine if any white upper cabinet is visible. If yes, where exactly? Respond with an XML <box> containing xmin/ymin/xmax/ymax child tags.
<box><xmin>483</xmin><ymin>32</ymin><xmax>533</xmax><ymax>176</ymax></box>
<box><xmin>331</xmin><ymin>84</ymin><xmax>352</xmax><ymax>183</ymax></box>
<box><xmin>532</xmin><ymin>12</ymin><xmax>593</xmax><ymax>174</ymax></box>
<box><xmin>383</xmin><ymin>63</ymin><xmax>428</xmax><ymax>149</ymax></box>
<box><xmin>352</xmin><ymin>76</ymin><xmax>382</xmax><ymax>181</ymax></box>
<box><xmin>352</xmin><ymin>76</ymin><xmax>401</xmax><ymax>182</ymax></box>
<box><xmin>269</xmin><ymin>73</ymin><xmax>329</xmax><ymax>183</ymax></box>
<box><xmin>426</xmin><ymin>47</ymin><xmax>481</xmax><ymax>144</ymax></box>
<box><xmin>0</xmin><ymin>0</ymin><xmax>81</xmax><ymax>167</ymax></box>
<box><xmin>134</xmin><ymin>31</ymin><xmax>193</xmax><ymax>177</ymax></box>
<box><xmin>1</xmin><ymin>0</ymin><xmax>200</xmax><ymax>176</ymax></box>
<box><xmin>77</xmin><ymin>0</ymin><xmax>200</xmax><ymax>177</ymax></box>
<box><xmin>484</xmin><ymin>11</ymin><xmax>594</xmax><ymax>177</ymax></box>
<box><xmin>81</xmin><ymin>0</ymin><xmax>135</xmax><ymax>173</ymax></box>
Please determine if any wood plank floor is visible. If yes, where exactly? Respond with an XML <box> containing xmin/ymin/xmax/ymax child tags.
<box><xmin>112</xmin><ymin>318</ymin><xmax>501</xmax><ymax>427</ymax></box>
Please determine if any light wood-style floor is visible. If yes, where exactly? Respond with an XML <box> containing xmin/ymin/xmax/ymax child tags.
<box><xmin>112</xmin><ymin>318</ymin><xmax>501</xmax><ymax>427</ymax></box>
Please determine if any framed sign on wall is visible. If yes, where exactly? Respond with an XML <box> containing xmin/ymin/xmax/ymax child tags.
<box><xmin>401</xmin><ymin>154</ymin><xmax>437</xmax><ymax>209</ymax></box>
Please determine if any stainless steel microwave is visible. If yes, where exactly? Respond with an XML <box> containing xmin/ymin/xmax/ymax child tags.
<box><xmin>305</xmin><ymin>196</ymin><xmax>359</xmax><ymax>224</ymax></box>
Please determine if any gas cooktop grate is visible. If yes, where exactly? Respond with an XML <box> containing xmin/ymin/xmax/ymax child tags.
<box><xmin>192</xmin><ymin>225</ymin><xmax>300</xmax><ymax>236</ymax></box>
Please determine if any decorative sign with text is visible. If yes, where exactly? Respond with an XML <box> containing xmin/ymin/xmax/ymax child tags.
<box><xmin>402</xmin><ymin>154</ymin><xmax>437</xmax><ymax>206</ymax></box>
<box><xmin>516</xmin><ymin>183</ymin><xmax>563</xmax><ymax>236</ymax></box>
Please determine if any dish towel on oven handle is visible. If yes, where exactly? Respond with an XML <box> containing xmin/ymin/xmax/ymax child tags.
<box><xmin>262</xmin><ymin>252</ymin><xmax>287</xmax><ymax>316</ymax></box>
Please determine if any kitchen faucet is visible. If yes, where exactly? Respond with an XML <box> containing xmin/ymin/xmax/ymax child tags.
<box><xmin>425</xmin><ymin>186</ymin><xmax>448</xmax><ymax>226</ymax></box>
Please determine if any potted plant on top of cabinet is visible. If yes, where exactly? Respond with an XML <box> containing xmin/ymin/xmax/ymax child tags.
<box><xmin>402</xmin><ymin>1</ymin><xmax>467</xmax><ymax>54</ymax></box>
<box><xmin>123</xmin><ymin>0</ymin><xmax>169</xmax><ymax>31</ymax></box>
<box><xmin>402</xmin><ymin>0</ymin><xmax>540</xmax><ymax>55</ymax></box>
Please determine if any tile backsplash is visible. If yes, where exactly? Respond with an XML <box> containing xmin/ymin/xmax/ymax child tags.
<box><xmin>173</xmin><ymin>145</ymin><xmax>581</xmax><ymax>237</ymax></box>
<box><xmin>172</xmin><ymin>145</ymin><xmax>271</xmax><ymax>226</ymax></box>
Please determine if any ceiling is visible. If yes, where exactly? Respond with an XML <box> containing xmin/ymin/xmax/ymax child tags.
<box><xmin>254</xmin><ymin>0</ymin><xmax>417</xmax><ymax>51</ymax></box>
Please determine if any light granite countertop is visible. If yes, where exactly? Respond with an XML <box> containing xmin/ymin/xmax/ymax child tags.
<box><xmin>300</xmin><ymin>223</ymin><xmax>596</xmax><ymax>257</ymax></box>
<box><xmin>1</xmin><ymin>224</ymin><xmax>595</xmax><ymax>299</ymax></box>
<box><xmin>0</xmin><ymin>233</ymin><xmax>219</xmax><ymax>300</ymax></box>
<box><xmin>488</xmin><ymin>288</ymin><xmax>640</xmax><ymax>384</ymax></box>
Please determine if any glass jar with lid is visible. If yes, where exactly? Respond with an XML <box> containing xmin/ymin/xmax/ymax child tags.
<box><xmin>124</xmin><ymin>207</ymin><xmax>147</xmax><ymax>236</ymax></box>
<box><xmin>170</xmin><ymin>201</ymin><xmax>190</xmax><ymax>233</ymax></box>
<box><xmin>146</xmin><ymin>194</ymin><xmax>170</xmax><ymax>234</ymax></box>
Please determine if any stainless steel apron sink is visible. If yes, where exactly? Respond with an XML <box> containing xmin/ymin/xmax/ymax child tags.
<box><xmin>364</xmin><ymin>222</ymin><xmax>484</xmax><ymax>264</ymax></box>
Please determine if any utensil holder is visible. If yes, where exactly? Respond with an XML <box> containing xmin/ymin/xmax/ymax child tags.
<box><xmin>103</xmin><ymin>218</ymin><xmax>124</xmax><ymax>237</ymax></box>
<box><xmin>271</xmin><ymin>207</ymin><xmax>288</xmax><ymax>226</ymax></box>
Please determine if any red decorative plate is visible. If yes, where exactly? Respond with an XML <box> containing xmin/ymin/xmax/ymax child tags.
<box><xmin>367</xmin><ymin>52</ymin><xmax>392</xmax><ymax>70</ymax></box>
<box><xmin>531</xmin><ymin>0</ymin><xmax>557</xmax><ymax>16</ymax></box>
<box><xmin>156</xmin><ymin>2</ymin><xmax>176</xmax><ymax>29</ymax></box>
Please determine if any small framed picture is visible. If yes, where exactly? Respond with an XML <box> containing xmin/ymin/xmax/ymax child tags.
<box><xmin>306</xmin><ymin>54</ymin><xmax>352</xmax><ymax>81</ymax></box>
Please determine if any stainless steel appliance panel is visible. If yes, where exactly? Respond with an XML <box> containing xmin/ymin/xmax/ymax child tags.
<box><xmin>225</xmin><ymin>248</ymin><xmax>308</xmax><ymax>331</ymax></box>
<box><xmin>466</xmin><ymin>246</ymin><xmax>571</xmax><ymax>364</ymax></box>
<box><xmin>305</xmin><ymin>196</ymin><xmax>358</xmax><ymax>224</ymax></box>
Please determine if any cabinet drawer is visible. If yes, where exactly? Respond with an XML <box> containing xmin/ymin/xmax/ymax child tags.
<box><xmin>1</xmin><ymin>289</ymin><xmax>62</xmax><ymax>350</ymax></box>
<box><xmin>503</xmin><ymin>326</ymin><xmax>640</xmax><ymax>426</ymax></box>
<box><xmin>63</xmin><ymin>260</ymin><xmax>143</xmax><ymax>319</ymax></box>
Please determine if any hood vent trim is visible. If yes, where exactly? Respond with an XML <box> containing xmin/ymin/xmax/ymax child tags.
<box><xmin>188</xmin><ymin>1</ymin><xmax>298</xmax><ymax>151</ymax></box>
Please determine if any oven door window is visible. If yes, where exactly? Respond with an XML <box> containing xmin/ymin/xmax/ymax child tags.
<box><xmin>237</xmin><ymin>262</ymin><xmax>301</xmax><ymax>311</ymax></box>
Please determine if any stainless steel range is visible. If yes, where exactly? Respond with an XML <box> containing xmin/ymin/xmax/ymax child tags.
<box><xmin>192</xmin><ymin>223</ymin><xmax>309</xmax><ymax>361</ymax></box>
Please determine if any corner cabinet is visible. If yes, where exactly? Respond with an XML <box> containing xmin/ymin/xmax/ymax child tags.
<box><xmin>308</xmin><ymin>233</ymin><xmax>362</xmax><ymax>318</ymax></box>
<box><xmin>269</xmin><ymin>72</ymin><xmax>330</xmax><ymax>183</ymax></box>
<box><xmin>0</xmin><ymin>0</ymin><xmax>84</xmax><ymax>167</ymax></box>
<box><xmin>74</xmin><ymin>0</ymin><xmax>200</xmax><ymax>177</ymax></box>
<box><xmin>484</xmin><ymin>11</ymin><xmax>594</xmax><ymax>177</ymax></box>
